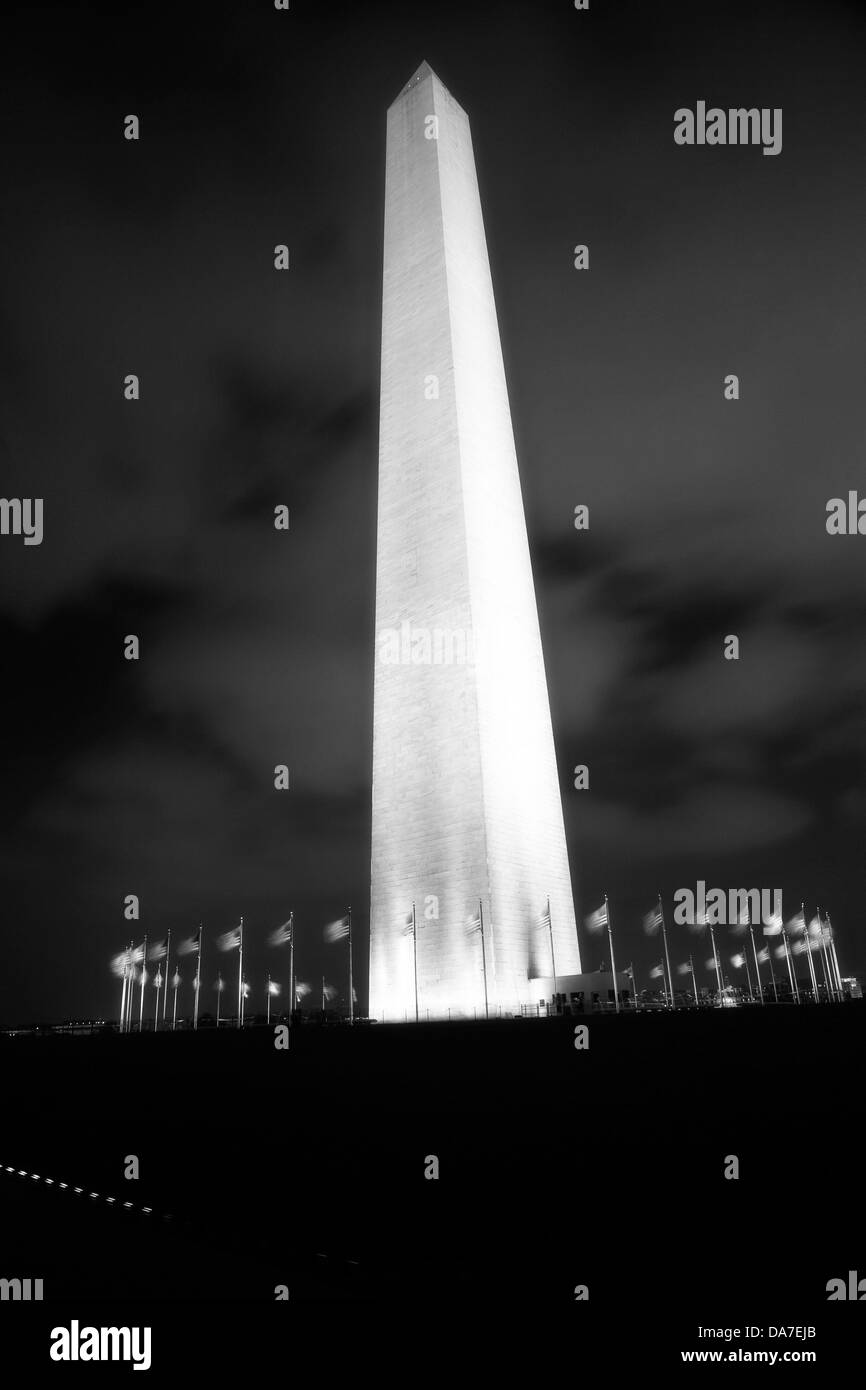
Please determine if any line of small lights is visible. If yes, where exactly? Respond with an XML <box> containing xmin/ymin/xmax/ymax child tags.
<box><xmin>2</xmin><ymin>1162</ymin><xmax>161</xmax><ymax>1219</ymax></box>
<box><xmin>3</xmin><ymin>1160</ymin><xmax>361</xmax><ymax>1271</ymax></box>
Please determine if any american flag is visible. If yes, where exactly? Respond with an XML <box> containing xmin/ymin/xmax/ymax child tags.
<box><xmin>642</xmin><ymin>907</ymin><xmax>662</xmax><ymax>935</ymax></box>
<box><xmin>177</xmin><ymin>928</ymin><xmax>201</xmax><ymax>956</ymax></box>
<box><xmin>324</xmin><ymin>915</ymin><xmax>350</xmax><ymax>943</ymax></box>
<box><xmin>268</xmin><ymin>917</ymin><xmax>293</xmax><ymax>947</ymax></box>
<box><xmin>110</xmin><ymin>949</ymin><xmax>134</xmax><ymax>978</ymax></box>
<box><xmin>585</xmin><ymin>903</ymin><xmax>608</xmax><ymax>932</ymax></box>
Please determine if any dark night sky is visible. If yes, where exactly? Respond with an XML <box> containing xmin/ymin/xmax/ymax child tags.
<box><xmin>1</xmin><ymin>0</ymin><xmax>865</xmax><ymax>1025</ymax></box>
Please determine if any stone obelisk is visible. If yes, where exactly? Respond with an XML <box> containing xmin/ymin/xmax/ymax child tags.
<box><xmin>369</xmin><ymin>62</ymin><xmax>580</xmax><ymax>1021</ymax></box>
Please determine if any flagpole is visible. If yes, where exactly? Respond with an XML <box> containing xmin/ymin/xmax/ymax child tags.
<box><xmin>267</xmin><ymin>974</ymin><xmax>271</xmax><ymax>1026</ymax></box>
<box><xmin>833</xmin><ymin>935</ymin><xmax>844</xmax><ymax>996</ymax></box>
<box><xmin>820</xmin><ymin>916</ymin><xmax>837</xmax><ymax>1000</ymax></box>
<box><xmin>129</xmin><ymin>949</ymin><xmax>135</xmax><ymax>1032</ymax></box>
<box><xmin>237</xmin><ymin>917</ymin><xmax>244</xmax><ymax>1029</ymax></box>
<box><xmin>126</xmin><ymin>945</ymin><xmax>135</xmax><ymax>1032</ymax></box>
<box><xmin>604</xmin><ymin>894</ymin><xmax>620</xmax><ymax>1014</ymax></box>
<box><xmin>659</xmin><ymin>894</ymin><xmax>674</xmax><ymax>1011</ymax></box>
<box><xmin>120</xmin><ymin>951</ymin><xmax>128</xmax><ymax>1034</ymax></box>
<box><xmin>547</xmin><ymin>897</ymin><xmax>558</xmax><ymax>999</ymax></box>
<box><xmin>131</xmin><ymin>943</ymin><xmax>140</xmax><ymax>1032</ymax></box>
<box><xmin>161</xmin><ymin>929</ymin><xmax>171</xmax><ymax>1028</ymax></box>
<box><xmin>766</xmin><ymin>946</ymin><xmax>779</xmax><ymax>1003</ymax></box>
<box><xmin>690</xmin><ymin>954</ymin><xmax>699</xmax><ymax>1006</ymax></box>
<box><xmin>348</xmin><ymin>906</ymin><xmax>354</xmax><ymax>1024</ymax></box>
<box><xmin>802</xmin><ymin>918</ymin><xmax>817</xmax><ymax>1000</ymax></box>
<box><xmin>749</xmin><ymin>922</ymin><xmax>765</xmax><ymax>1005</ymax></box>
<box><xmin>194</xmin><ymin>926</ymin><xmax>202</xmax><ymax>1031</ymax></box>
<box><xmin>412</xmin><ymin>901</ymin><xmax>419</xmax><ymax>1023</ymax></box>
<box><xmin>216</xmin><ymin>972</ymin><xmax>221</xmax><ymax>1029</ymax></box>
<box><xmin>816</xmin><ymin>909</ymin><xmax>833</xmax><ymax>1001</ymax></box>
<box><xmin>289</xmin><ymin>912</ymin><xmax>295</xmax><ymax>1020</ymax></box>
<box><xmin>819</xmin><ymin>937</ymin><xmax>832</xmax><ymax>1000</ymax></box>
<box><xmin>827</xmin><ymin>916</ymin><xmax>843</xmax><ymax>996</ymax></box>
<box><xmin>782</xmin><ymin>927</ymin><xmax>799</xmax><ymax>1003</ymax></box>
<box><xmin>652</xmin><ymin>961</ymin><xmax>666</xmax><ymax>1002</ymax></box>
<box><xmin>801</xmin><ymin>904</ymin><xmax>818</xmax><ymax>1002</ymax></box>
<box><xmin>154</xmin><ymin>970</ymin><xmax>161</xmax><ymax>1028</ymax></box>
<box><xmin>742</xmin><ymin>942</ymin><xmax>754</xmax><ymax>1002</ymax></box>
<box><xmin>119</xmin><ymin>955</ymin><xmax>128</xmax><ymax>1034</ymax></box>
<box><xmin>172</xmin><ymin>974</ymin><xmax>179</xmax><ymax>1030</ymax></box>
<box><xmin>833</xmin><ymin>944</ymin><xmax>844</xmax><ymax>996</ymax></box>
<box><xmin>709</xmin><ymin>925</ymin><xmax>723</xmax><ymax>1004</ymax></box>
<box><xmin>818</xmin><ymin>926</ymin><xmax>832</xmax><ymax>1001</ymax></box>
<box><xmin>834</xmin><ymin>939</ymin><xmax>845</xmax><ymax>995</ymax></box>
<box><xmin>321</xmin><ymin>975</ymin><xmax>325</xmax><ymax>1015</ymax></box>
<box><xmin>124</xmin><ymin>945</ymin><xmax>134</xmax><ymax>1032</ymax></box>
<box><xmin>478</xmin><ymin>899</ymin><xmax>489</xmax><ymax>1020</ymax></box>
<box><xmin>138</xmin><ymin>934</ymin><xmax>148</xmax><ymax>1033</ymax></box>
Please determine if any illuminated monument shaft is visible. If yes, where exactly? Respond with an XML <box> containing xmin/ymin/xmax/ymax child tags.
<box><xmin>370</xmin><ymin>63</ymin><xmax>580</xmax><ymax>1020</ymax></box>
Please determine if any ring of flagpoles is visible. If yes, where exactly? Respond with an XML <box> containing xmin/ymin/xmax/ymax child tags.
<box><xmin>110</xmin><ymin>895</ymin><xmax>850</xmax><ymax>1028</ymax></box>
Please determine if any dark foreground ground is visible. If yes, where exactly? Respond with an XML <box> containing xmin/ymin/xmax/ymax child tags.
<box><xmin>1</xmin><ymin>1004</ymin><xmax>863</xmax><ymax>1370</ymax></box>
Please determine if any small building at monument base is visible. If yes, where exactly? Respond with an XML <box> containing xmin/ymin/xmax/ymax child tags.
<box><xmin>529</xmin><ymin>971</ymin><xmax>632</xmax><ymax>1014</ymax></box>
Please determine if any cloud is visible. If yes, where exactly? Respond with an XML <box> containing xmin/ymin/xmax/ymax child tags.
<box><xmin>572</xmin><ymin>783</ymin><xmax>811</xmax><ymax>860</ymax></box>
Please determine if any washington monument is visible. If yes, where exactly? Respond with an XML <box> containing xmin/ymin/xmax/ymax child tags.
<box><xmin>369</xmin><ymin>63</ymin><xmax>580</xmax><ymax>1021</ymax></box>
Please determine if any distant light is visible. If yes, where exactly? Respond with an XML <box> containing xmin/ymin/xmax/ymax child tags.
<box><xmin>142</xmin><ymin>1206</ymin><xmax>152</xmax><ymax>1213</ymax></box>
<box><xmin>105</xmin><ymin>1196</ymin><xmax>115</xmax><ymax>1204</ymax></box>
<box><xmin>44</xmin><ymin>1178</ymin><xmax>54</xmax><ymax>1184</ymax></box>
<box><xmin>58</xmin><ymin>1182</ymin><xmax>68</xmax><ymax>1190</ymax></box>
<box><xmin>123</xmin><ymin>1201</ymin><xmax>133</xmax><ymax>1208</ymax></box>
<box><xmin>89</xmin><ymin>1192</ymin><xmax>99</xmax><ymax>1199</ymax></box>
<box><xmin>31</xmin><ymin>1173</ymin><xmax>40</xmax><ymax>1180</ymax></box>
<box><xmin>73</xmin><ymin>1187</ymin><xmax>83</xmax><ymax>1194</ymax></box>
